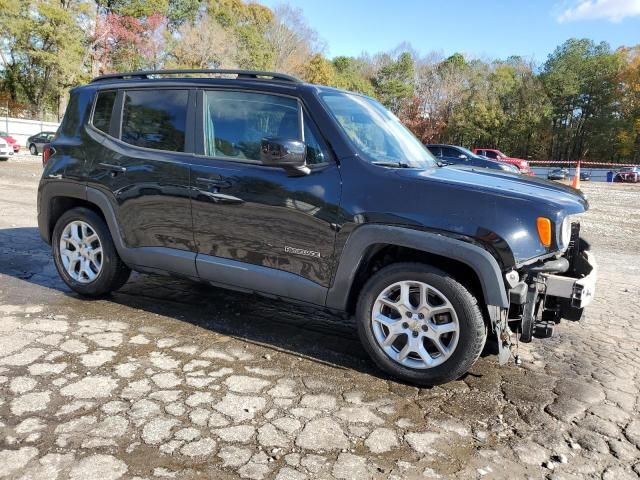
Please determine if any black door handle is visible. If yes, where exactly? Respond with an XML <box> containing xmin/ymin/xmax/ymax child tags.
<box><xmin>196</xmin><ymin>177</ymin><xmax>232</xmax><ymax>188</ymax></box>
<box><xmin>98</xmin><ymin>162</ymin><xmax>127</xmax><ymax>173</ymax></box>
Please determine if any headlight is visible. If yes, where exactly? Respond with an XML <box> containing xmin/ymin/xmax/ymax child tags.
<box><xmin>559</xmin><ymin>214</ymin><xmax>582</xmax><ymax>252</ymax></box>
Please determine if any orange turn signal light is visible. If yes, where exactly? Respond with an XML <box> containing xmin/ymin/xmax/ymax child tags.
<box><xmin>537</xmin><ymin>217</ymin><xmax>552</xmax><ymax>247</ymax></box>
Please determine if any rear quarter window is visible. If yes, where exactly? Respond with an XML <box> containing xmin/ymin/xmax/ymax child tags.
<box><xmin>92</xmin><ymin>91</ymin><xmax>116</xmax><ymax>134</ymax></box>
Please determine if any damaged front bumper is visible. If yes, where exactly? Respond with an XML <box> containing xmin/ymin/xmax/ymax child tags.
<box><xmin>493</xmin><ymin>225</ymin><xmax>597</xmax><ymax>364</ymax></box>
<box><xmin>510</xmin><ymin>227</ymin><xmax>597</xmax><ymax>342</ymax></box>
<box><xmin>544</xmin><ymin>250</ymin><xmax>597</xmax><ymax>311</ymax></box>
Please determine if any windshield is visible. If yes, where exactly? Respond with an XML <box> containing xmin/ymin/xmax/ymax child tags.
<box><xmin>457</xmin><ymin>146</ymin><xmax>478</xmax><ymax>158</ymax></box>
<box><xmin>320</xmin><ymin>91</ymin><xmax>436</xmax><ymax>168</ymax></box>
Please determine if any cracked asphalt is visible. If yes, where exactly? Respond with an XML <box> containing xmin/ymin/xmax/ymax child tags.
<box><xmin>1</xmin><ymin>154</ymin><xmax>639</xmax><ymax>479</ymax></box>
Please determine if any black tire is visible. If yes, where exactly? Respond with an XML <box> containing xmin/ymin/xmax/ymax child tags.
<box><xmin>52</xmin><ymin>207</ymin><xmax>131</xmax><ymax>297</ymax></box>
<box><xmin>29</xmin><ymin>144</ymin><xmax>38</xmax><ymax>155</ymax></box>
<box><xmin>356</xmin><ymin>262</ymin><xmax>486</xmax><ymax>386</ymax></box>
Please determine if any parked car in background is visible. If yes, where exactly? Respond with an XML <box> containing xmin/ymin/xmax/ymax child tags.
<box><xmin>472</xmin><ymin>148</ymin><xmax>534</xmax><ymax>176</ymax></box>
<box><xmin>547</xmin><ymin>168</ymin><xmax>569</xmax><ymax>181</ymax></box>
<box><xmin>0</xmin><ymin>131</ymin><xmax>20</xmax><ymax>153</ymax></box>
<box><xmin>426</xmin><ymin>144</ymin><xmax>520</xmax><ymax>173</ymax></box>
<box><xmin>547</xmin><ymin>168</ymin><xmax>591</xmax><ymax>182</ymax></box>
<box><xmin>27</xmin><ymin>131</ymin><xmax>57</xmax><ymax>155</ymax></box>
<box><xmin>614</xmin><ymin>167</ymin><xmax>639</xmax><ymax>183</ymax></box>
<box><xmin>0</xmin><ymin>138</ymin><xmax>13</xmax><ymax>160</ymax></box>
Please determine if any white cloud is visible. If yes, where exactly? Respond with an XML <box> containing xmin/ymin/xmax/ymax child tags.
<box><xmin>557</xmin><ymin>0</ymin><xmax>640</xmax><ymax>22</ymax></box>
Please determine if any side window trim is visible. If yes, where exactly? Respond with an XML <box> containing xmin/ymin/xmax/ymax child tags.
<box><xmin>196</xmin><ymin>88</ymin><xmax>332</xmax><ymax>167</ymax></box>
<box><xmin>111</xmin><ymin>90</ymin><xmax>124</xmax><ymax>139</ymax></box>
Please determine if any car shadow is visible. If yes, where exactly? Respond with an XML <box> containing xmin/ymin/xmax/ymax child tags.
<box><xmin>0</xmin><ymin>226</ymin><xmax>495</xmax><ymax>385</ymax></box>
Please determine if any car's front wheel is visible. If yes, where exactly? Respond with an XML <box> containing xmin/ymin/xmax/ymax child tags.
<box><xmin>52</xmin><ymin>208</ymin><xmax>131</xmax><ymax>297</ymax></box>
<box><xmin>29</xmin><ymin>144</ymin><xmax>38</xmax><ymax>155</ymax></box>
<box><xmin>356</xmin><ymin>263</ymin><xmax>486</xmax><ymax>386</ymax></box>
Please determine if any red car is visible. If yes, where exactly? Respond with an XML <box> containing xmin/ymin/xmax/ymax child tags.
<box><xmin>472</xmin><ymin>148</ymin><xmax>534</xmax><ymax>176</ymax></box>
<box><xmin>0</xmin><ymin>131</ymin><xmax>21</xmax><ymax>153</ymax></box>
<box><xmin>614</xmin><ymin>167</ymin><xmax>639</xmax><ymax>183</ymax></box>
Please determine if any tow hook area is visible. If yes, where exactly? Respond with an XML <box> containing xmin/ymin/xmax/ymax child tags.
<box><xmin>506</xmin><ymin>244</ymin><xmax>597</xmax><ymax>345</ymax></box>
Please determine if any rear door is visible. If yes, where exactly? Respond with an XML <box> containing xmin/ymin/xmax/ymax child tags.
<box><xmin>85</xmin><ymin>87</ymin><xmax>197</xmax><ymax>276</ymax></box>
<box><xmin>190</xmin><ymin>88</ymin><xmax>342</xmax><ymax>304</ymax></box>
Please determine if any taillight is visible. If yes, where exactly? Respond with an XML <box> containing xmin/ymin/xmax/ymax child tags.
<box><xmin>42</xmin><ymin>145</ymin><xmax>55</xmax><ymax>166</ymax></box>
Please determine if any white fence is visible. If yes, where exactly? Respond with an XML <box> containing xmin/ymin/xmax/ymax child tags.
<box><xmin>1</xmin><ymin>117</ymin><xmax>61</xmax><ymax>147</ymax></box>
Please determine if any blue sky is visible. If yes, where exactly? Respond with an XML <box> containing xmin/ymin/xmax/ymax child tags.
<box><xmin>257</xmin><ymin>0</ymin><xmax>640</xmax><ymax>61</ymax></box>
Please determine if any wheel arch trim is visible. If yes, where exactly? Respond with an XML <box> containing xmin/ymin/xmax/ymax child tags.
<box><xmin>326</xmin><ymin>225</ymin><xmax>509</xmax><ymax>310</ymax></box>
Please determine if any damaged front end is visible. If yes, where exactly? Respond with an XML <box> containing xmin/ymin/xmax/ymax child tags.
<box><xmin>493</xmin><ymin>222</ymin><xmax>597</xmax><ymax>364</ymax></box>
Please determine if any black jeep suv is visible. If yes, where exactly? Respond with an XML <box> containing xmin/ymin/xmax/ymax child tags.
<box><xmin>38</xmin><ymin>69</ymin><xmax>597</xmax><ymax>385</ymax></box>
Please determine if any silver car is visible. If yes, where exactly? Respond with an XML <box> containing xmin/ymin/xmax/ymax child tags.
<box><xmin>27</xmin><ymin>131</ymin><xmax>56</xmax><ymax>155</ymax></box>
<box><xmin>0</xmin><ymin>138</ymin><xmax>12</xmax><ymax>160</ymax></box>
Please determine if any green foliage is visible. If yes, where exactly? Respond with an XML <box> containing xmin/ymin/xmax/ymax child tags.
<box><xmin>207</xmin><ymin>0</ymin><xmax>274</xmax><ymax>69</ymax></box>
<box><xmin>303</xmin><ymin>54</ymin><xmax>335</xmax><ymax>85</ymax></box>
<box><xmin>541</xmin><ymin>38</ymin><xmax>625</xmax><ymax>161</ymax></box>
<box><xmin>374</xmin><ymin>52</ymin><xmax>415</xmax><ymax>113</ymax></box>
<box><xmin>97</xmin><ymin>0</ymin><xmax>169</xmax><ymax>16</ymax></box>
<box><xmin>332</xmin><ymin>56</ymin><xmax>374</xmax><ymax>95</ymax></box>
<box><xmin>0</xmin><ymin>0</ymin><xmax>88</xmax><ymax>118</ymax></box>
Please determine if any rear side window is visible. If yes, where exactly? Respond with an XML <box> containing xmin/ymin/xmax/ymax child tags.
<box><xmin>122</xmin><ymin>90</ymin><xmax>188</xmax><ymax>152</ymax></box>
<box><xmin>92</xmin><ymin>91</ymin><xmax>116</xmax><ymax>134</ymax></box>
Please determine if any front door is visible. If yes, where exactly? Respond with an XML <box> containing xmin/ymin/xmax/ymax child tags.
<box><xmin>190</xmin><ymin>89</ymin><xmax>342</xmax><ymax>304</ymax></box>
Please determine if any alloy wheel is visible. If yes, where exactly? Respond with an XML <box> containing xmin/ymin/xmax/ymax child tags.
<box><xmin>371</xmin><ymin>280</ymin><xmax>460</xmax><ymax>369</ymax></box>
<box><xmin>59</xmin><ymin>220</ymin><xmax>103</xmax><ymax>283</ymax></box>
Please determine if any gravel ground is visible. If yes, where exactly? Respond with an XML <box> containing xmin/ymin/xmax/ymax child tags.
<box><xmin>0</xmin><ymin>154</ymin><xmax>639</xmax><ymax>479</ymax></box>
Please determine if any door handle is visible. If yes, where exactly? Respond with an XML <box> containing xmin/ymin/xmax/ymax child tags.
<box><xmin>198</xmin><ymin>190</ymin><xmax>244</xmax><ymax>205</ymax></box>
<box><xmin>98</xmin><ymin>162</ymin><xmax>127</xmax><ymax>173</ymax></box>
<box><xmin>196</xmin><ymin>177</ymin><xmax>232</xmax><ymax>188</ymax></box>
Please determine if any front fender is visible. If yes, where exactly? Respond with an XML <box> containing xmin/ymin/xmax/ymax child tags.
<box><xmin>325</xmin><ymin>225</ymin><xmax>509</xmax><ymax>310</ymax></box>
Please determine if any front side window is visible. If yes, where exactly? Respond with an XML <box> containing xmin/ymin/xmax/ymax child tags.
<box><xmin>205</xmin><ymin>90</ymin><xmax>301</xmax><ymax>162</ymax></box>
<box><xmin>320</xmin><ymin>91</ymin><xmax>436</xmax><ymax>168</ymax></box>
<box><xmin>122</xmin><ymin>90</ymin><xmax>188</xmax><ymax>152</ymax></box>
<box><xmin>92</xmin><ymin>91</ymin><xmax>116</xmax><ymax>134</ymax></box>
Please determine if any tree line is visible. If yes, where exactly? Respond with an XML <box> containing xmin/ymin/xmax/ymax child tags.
<box><xmin>1</xmin><ymin>0</ymin><xmax>638</xmax><ymax>162</ymax></box>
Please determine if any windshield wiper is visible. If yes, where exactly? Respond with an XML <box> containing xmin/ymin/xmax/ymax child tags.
<box><xmin>372</xmin><ymin>161</ymin><xmax>411</xmax><ymax>168</ymax></box>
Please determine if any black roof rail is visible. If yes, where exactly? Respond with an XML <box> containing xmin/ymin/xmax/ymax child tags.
<box><xmin>91</xmin><ymin>69</ymin><xmax>302</xmax><ymax>84</ymax></box>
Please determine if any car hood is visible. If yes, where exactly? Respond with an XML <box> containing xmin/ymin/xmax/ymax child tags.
<box><xmin>395</xmin><ymin>165</ymin><xmax>588</xmax><ymax>213</ymax></box>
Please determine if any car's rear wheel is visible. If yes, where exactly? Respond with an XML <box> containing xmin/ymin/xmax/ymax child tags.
<box><xmin>29</xmin><ymin>144</ymin><xmax>37</xmax><ymax>155</ymax></box>
<box><xmin>356</xmin><ymin>263</ymin><xmax>486</xmax><ymax>386</ymax></box>
<box><xmin>52</xmin><ymin>208</ymin><xmax>131</xmax><ymax>297</ymax></box>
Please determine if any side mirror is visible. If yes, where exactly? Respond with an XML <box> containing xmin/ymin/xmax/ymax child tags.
<box><xmin>458</xmin><ymin>154</ymin><xmax>468</xmax><ymax>160</ymax></box>
<box><xmin>260</xmin><ymin>137</ymin><xmax>309</xmax><ymax>176</ymax></box>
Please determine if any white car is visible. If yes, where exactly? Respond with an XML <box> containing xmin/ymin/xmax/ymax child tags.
<box><xmin>0</xmin><ymin>138</ymin><xmax>13</xmax><ymax>160</ymax></box>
